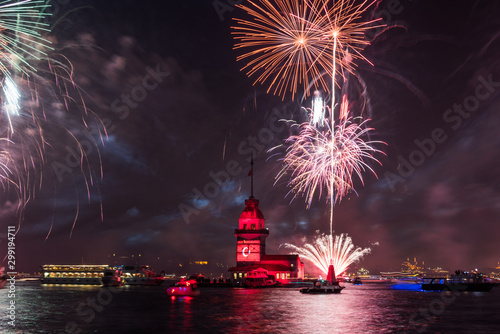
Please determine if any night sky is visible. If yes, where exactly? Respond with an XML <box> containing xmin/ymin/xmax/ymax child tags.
<box><xmin>4</xmin><ymin>0</ymin><xmax>500</xmax><ymax>275</ymax></box>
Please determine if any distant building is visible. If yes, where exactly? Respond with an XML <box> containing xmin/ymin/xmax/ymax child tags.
<box><xmin>228</xmin><ymin>195</ymin><xmax>304</xmax><ymax>284</ymax></box>
<box><xmin>380</xmin><ymin>257</ymin><xmax>426</xmax><ymax>278</ymax></box>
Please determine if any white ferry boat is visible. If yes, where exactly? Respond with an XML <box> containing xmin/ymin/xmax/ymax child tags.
<box><xmin>40</xmin><ymin>264</ymin><xmax>108</xmax><ymax>285</ymax></box>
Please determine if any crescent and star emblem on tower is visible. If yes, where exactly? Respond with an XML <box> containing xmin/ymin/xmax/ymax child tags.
<box><xmin>242</xmin><ymin>247</ymin><xmax>250</xmax><ymax>257</ymax></box>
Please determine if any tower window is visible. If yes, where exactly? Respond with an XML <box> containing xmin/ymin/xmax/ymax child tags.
<box><xmin>251</xmin><ymin>224</ymin><xmax>256</xmax><ymax>230</ymax></box>
<box><xmin>243</xmin><ymin>224</ymin><xmax>247</xmax><ymax>229</ymax></box>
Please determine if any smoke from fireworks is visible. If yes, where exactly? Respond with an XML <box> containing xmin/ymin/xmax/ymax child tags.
<box><xmin>284</xmin><ymin>232</ymin><xmax>374</xmax><ymax>276</ymax></box>
<box><xmin>0</xmin><ymin>1</ymin><xmax>106</xmax><ymax>235</ymax></box>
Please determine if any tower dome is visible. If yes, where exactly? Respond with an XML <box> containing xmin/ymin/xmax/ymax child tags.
<box><xmin>239</xmin><ymin>196</ymin><xmax>264</xmax><ymax>220</ymax></box>
<box><xmin>238</xmin><ymin>196</ymin><xmax>265</xmax><ymax>230</ymax></box>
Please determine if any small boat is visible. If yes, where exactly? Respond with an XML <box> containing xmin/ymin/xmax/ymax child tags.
<box><xmin>120</xmin><ymin>265</ymin><xmax>165</xmax><ymax>286</ymax></box>
<box><xmin>353</xmin><ymin>277</ymin><xmax>362</xmax><ymax>285</ymax></box>
<box><xmin>166</xmin><ymin>279</ymin><xmax>200</xmax><ymax>297</ymax></box>
<box><xmin>0</xmin><ymin>267</ymin><xmax>7</xmax><ymax>289</ymax></box>
<box><xmin>300</xmin><ymin>264</ymin><xmax>345</xmax><ymax>294</ymax></box>
<box><xmin>15</xmin><ymin>275</ymin><xmax>40</xmax><ymax>282</ymax></box>
<box><xmin>421</xmin><ymin>271</ymin><xmax>494</xmax><ymax>292</ymax></box>
<box><xmin>101</xmin><ymin>269</ymin><xmax>125</xmax><ymax>287</ymax></box>
<box><xmin>300</xmin><ymin>280</ymin><xmax>345</xmax><ymax>294</ymax></box>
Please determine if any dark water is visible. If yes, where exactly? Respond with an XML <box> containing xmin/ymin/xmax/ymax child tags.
<box><xmin>1</xmin><ymin>281</ymin><xmax>499</xmax><ymax>333</ymax></box>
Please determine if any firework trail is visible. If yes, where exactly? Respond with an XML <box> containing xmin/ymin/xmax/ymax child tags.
<box><xmin>309</xmin><ymin>90</ymin><xmax>324</xmax><ymax>126</ymax></box>
<box><xmin>284</xmin><ymin>232</ymin><xmax>373</xmax><ymax>276</ymax></box>
<box><xmin>232</xmin><ymin>0</ymin><xmax>381</xmax><ymax>100</ymax></box>
<box><xmin>0</xmin><ymin>1</ymin><xmax>106</xmax><ymax>235</ymax></box>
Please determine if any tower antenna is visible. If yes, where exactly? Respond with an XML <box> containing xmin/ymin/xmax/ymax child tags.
<box><xmin>250</xmin><ymin>154</ymin><xmax>254</xmax><ymax>197</ymax></box>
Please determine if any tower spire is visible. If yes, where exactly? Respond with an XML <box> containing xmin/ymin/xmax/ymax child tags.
<box><xmin>250</xmin><ymin>154</ymin><xmax>254</xmax><ymax>197</ymax></box>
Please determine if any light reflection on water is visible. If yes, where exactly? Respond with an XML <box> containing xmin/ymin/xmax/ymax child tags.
<box><xmin>1</xmin><ymin>281</ymin><xmax>499</xmax><ymax>333</ymax></box>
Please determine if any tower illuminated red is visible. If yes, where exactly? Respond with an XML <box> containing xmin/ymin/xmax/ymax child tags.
<box><xmin>235</xmin><ymin>196</ymin><xmax>269</xmax><ymax>263</ymax></box>
<box><xmin>229</xmin><ymin>157</ymin><xmax>304</xmax><ymax>284</ymax></box>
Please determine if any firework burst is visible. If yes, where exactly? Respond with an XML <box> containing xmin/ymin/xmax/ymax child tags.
<box><xmin>232</xmin><ymin>0</ymin><xmax>381</xmax><ymax>99</ymax></box>
<box><xmin>284</xmin><ymin>232</ymin><xmax>373</xmax><ymax>276</ymax></box>
<box><xmin>0</xmin><ymin>1</ymin><xmax>50</xmax><ymax>200</ymax></box>
<box><xmin>276</xmin><ymin>112</ymin><xmax>384</xmax><ymax>209</ymax></box>
<box><xmin>308</xmin><ymin>0</ymin><xmax>381</xmax><ymax>80</ymax></box>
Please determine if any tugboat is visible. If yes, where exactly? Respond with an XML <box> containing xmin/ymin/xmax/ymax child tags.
<box><xmin>353</xmin><ymin>277</ymin><xmax>362</xmax><ymax>285</ymax></box>
<box><xmin>300</xmin><ymin>264</ymin><xmax>345</xmax><ymax>294</ymax></box>
<box><xmin>166</xmin><ymin>279</ymin><xmax>200</xmax><ymax>297</ymax></box>
<box><xmin>120</xmin><ymin>265</ymin><xmax>165</xmax><ymax>286</ymax></box>
<box><xmin>421</xmin><ymin>270</ymin><xmax>494</xmax><ymax>292</ymax></box>
<box><xmin>101</xmin><ymin>268</ymin><xmax>125</xmax><ymax>287</ymax></box>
